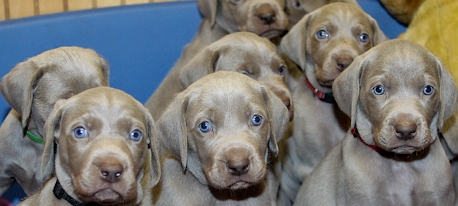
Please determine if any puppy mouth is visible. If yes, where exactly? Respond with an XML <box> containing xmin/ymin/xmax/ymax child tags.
<box><xmin>389</xmin><ymin>145</ymin><xmax>423</xmax><ymax>154</ymax></box>
<box><xmin>258</xmin><ymin>29</ymin><xmax>284</xmax><ymax>39</ymax></box>
<box><xmin>227</xmin><ymin>181</ymin><xmax>253</xmax><ymax>190</ymax></box>
<box><xmin>90</xmin><ymin>188</ymin><xmax>124</xmax><ymax>204</ymax></box>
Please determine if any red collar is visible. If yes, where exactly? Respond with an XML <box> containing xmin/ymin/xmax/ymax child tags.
<box><xmin>351</xmin><ymin>126</ymin><xmax>383</xmax><ymax>153</ymax></box>
<box><xmin>305</xmin><ymin>77</ymin><xmax>336</xmax><ymax>104</ymax></box>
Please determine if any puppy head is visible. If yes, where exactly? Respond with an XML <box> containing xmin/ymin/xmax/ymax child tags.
<box><xmin>180</xmin><ymin>32</ymin><xmax>293</xmax><ymax>120</ymax></box>
<box><xmin>41</xmin><ymin>87</ymin><xmax>161</xmax><ymax>204</ymax></box>
<box><xmin>159</xmin><ymin>71</ymin><xmax>289</xmax><ymax>190</ymax></box>
<box><xmin>197</xmin><ymin>0</ymin><xmax>288</xmax><ymax>39</ymax></box>
<box><xmin>284</xmin><ymin>0</ymin><xmax>360</xmax><ymax>28</ymax></box>
<box><xmin>280</xmin><ymin>2</ymin><xmax>387</xmax><ymax>90</ymax></box>
<box><xmin>333</xmin><ymin>39</ymin><xmax>458</xmax><ymax>154</ymax></box>
<box><xmin>0</xmin><ymin>46</ymin><xmax>109</xmax><ymax>135</ymax></box>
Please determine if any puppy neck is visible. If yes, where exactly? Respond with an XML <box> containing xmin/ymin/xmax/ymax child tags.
<box><xmin>304</xmin><ymin>76</ymin><xmax>336</xmax><ymax>104</ymax></box>
<box><xmin>351</xmin><ymin>126</ymin><xmax>430</xmax><ymax>161</ymax></box>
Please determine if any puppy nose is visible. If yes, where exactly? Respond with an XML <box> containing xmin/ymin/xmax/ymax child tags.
<box><xmin>256</xmin><ymin>4</ymin><xmax>276</xmax><ymax>25</ymax></box>
<box><xmin>100</xmin><ymin>163</ymin><xmax>124</xmax><ymax>183</ymax></box>
<box><xmin>395</xmin><ymin>124</ymin><xmax>417</xmax><ymax>141</ymax></box>
<box><xmin>227</xmin><ymin>159</ymin><xmax>250</xmax><ymax>176</ymax></box>
<box><xmin>336</xmin><ymin>57</ymin><xmax>353</xmax><ymax>71</ymax></box>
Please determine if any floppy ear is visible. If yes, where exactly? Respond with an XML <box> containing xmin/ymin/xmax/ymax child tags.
<box><xmin>157</xmin><ymin>92</ymin><xmax>189</xmax><ymax>171</ymax></box>
<box><xmin>197</xmin><ymin>0</ymin><xmax>218</xmax><ymax>27</ymax></box>
<box><xmin>280</xmin><ymin>12</ymin><xmax>313</xmax><ymax>71</ymax></box>
<box><xmin>144</xmin><ymin>109</ymin><xmax>161</xmax><ymax>188</ymax></box>
<box><xmin>41</xmin><ymin>99</ymin><xmax>66</xmax><ymax>181</ymax></box>
<box><xmin>436</xmin><ymin>58</ymin><xmax>458</xmax><ymax>130</ymax></box>
<box><xmin>0</xmin><ymin>61</ymin><xmax>44</xmax><ymax>129</ymax></box>
<box><xmin>260</xmin><ymin>85</ymin><xmax>289</xmax><ymax>158</ymax></box>
<box><xmin>332</xmin><ymin>54</ymin><xmax>368</xmax><ymax>128</ymax></box>
<box><xmin>368</xmin><ymin>15</ymin><xmax>389</xmax><ymax>45</ymax></box>
<box><xmin>97</xmin><ymin>56</ymin><xmax>110</xmax><ymax>86</ymax></box>
<box><xmin>179</xmin><ymin>47</ymin><xmax>221</xmax><ymax>88</ymax></box>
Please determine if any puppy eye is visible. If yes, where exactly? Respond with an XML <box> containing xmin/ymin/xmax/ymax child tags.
<box><xmin>198</xmin><ymin>121</ymin><xmax>212</xmax><ymax>133</ymax></box>
<box><xmin>293</xmin><ymin>0</ymin><xmax>301</xmax><ymax>8</ymax></box>
<box><xmin>279</xmin><ymin>65</ymin><xmax>286</xmax><ymax>75</ymax></box>
<box><xmin>129</xmin><ymin>129</ymin><xmax>142</xmax><ymax>141</ymax></box>
<box><xmin>231</xmin><ymin>0</ymin><xmax>240</xmax><ymax>3</ymax></box>
<box><xmin>316</xmin><ymin>30</ymin><xmax>329</xmax><ymax>39</ymax></box>
<box><xmin>359</xmin><ymin>33</ymin><xmax>369</xmax><ymax>43</ymax></box>
<box><xmin>372</xmin><ymin>85</ymin><xmax>385</xmax><ymax>95</ymax></box>
<box><xmin>251</xmin><ymin>115</ymin><xmax>263</xmax><ymax>126</ymax></box>
<box><xmin>423</xmin><ymin>85</ymin><xmax>434</xmax><ymax>95</ymax></box>
<box><xmin>73</xmin><ymin>127</ymin><xmax>88</xmax><ymax>139</ymax></box>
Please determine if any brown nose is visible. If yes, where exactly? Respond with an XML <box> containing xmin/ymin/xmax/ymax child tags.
<box><xmin>395</xmin><ymin>123</ymin><xmax>417</xmax><ymax>141</ymax></box>
<box><xmin>335</xmin><ymin>56</ymin><xmax>353</xmax><ymax>71</ymax></box>
<box><xmin>227</xmin><ymin>159</ymin><xmax>250</xmax><ymax>176</ymax></box>
<box><xmin>256</xmin><ymin>4</ymin><xmax>276</xmax><ymax>25</ymax></box>
<box><xmin>100</xmin><ymin>162</ymin><xmax>124</xmax><ymax>183</ymax></box>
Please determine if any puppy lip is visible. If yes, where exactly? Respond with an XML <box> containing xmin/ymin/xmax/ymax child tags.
<box><xmin>388</xmin><ymin>145</ymin><xmax>423</xmax><ymax>154</ymax></box>
<box><xmin>258</xmin><ymin>29</ymin><xmax>283</xmax><ymax>39</ymax></box>
<box><xmin>91</xmin><ymin>188</ymin><xmax>124</xmax><ymax>204</ymax></box>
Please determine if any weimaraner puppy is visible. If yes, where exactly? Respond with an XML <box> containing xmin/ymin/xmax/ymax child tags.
<box><xmin>18</xmin><ymin>87</ymin><xmax>161</xmax><ymax>205</ymax></box>
<box><xmin>294</xmin><ymin>39</ymin><xmax>457</xmax><ymax>205</ymax></box>
<box><xmin>145</xmin><ymin>32</ymin><xmax>293</xmax><ymax>121</ymax></box>
<box><xmin>277</xmin><ymin>3</ymin><xmax>388</xmax><ymax>204</ymax></box>
<box><xmin>284</xmin><ymin>0</ymin><xmax>360</xmax><ymax>28</ymax></box>
<box><xmin>0</xmin><ymin>47</ymin><xmax>109</xmax><ymax>197</ymax></box>
<box><xmin>154</xmin><ymin>71</ymin><xmax>290</xmax><ymax>205</ymax></box>
<box><xmin>144</xmin><ymin>0</ymin><xmax>289</xmax><ymax>120</ymax></box>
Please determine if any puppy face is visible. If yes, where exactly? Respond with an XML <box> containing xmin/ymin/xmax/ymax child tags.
<box><xmin>160</xmin><ymin>71</ymin><xmax>289</xmax><ymax>191</ymax></box>
<box><xmin>0</xmin><ymin>46</ymin><xmax>109</xmax><ymax>136</ymax></box>
<box><xmin>198</xmin><ymin>0</ymin><xmax>288</xmax><ymax>39</ymax></box>
<box><xmin>42</xmin><ymin>87</ymin><xmax>160</xmax><ymax>205</ymax></box>
<box><xmin>281</xmin><ymin>3</ymin><xmax>387</xmax><ymax>89</ymax></box>
<box><xmin>333</xmin><ymin>40</ymin><xmax>458</xmax><ymax>155</ymax></box>
<box><xmin>180</xmin><ymin>32</ymin><xmax>293</xmax><ymax>120</ymax></box>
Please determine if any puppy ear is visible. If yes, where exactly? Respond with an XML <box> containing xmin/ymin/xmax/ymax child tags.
<box><xmin>157</xmin><ymin>92</ymin><xmax>189</xmax><ymax>171</ymax></box>
<box><xmin>0</xmin><ymin>61</ymin><xmax>44</xmax><ymax>129</ymax></box>
<box><xmin>280</xmin><ymin>12</ymin><xmax>313</xmax><ymax>71</ymax></box>
<box><xmin>97</xmin><ymin>56</ymin><xmax>110</xmax><ymax>87</ymax></box>
<box><xmin>260</xmin><ymin>85</ymin><xmax>289</xmax><ymax>157</ymax></box>
<box><xmin>368</xmin><ymin>15</ymin><xmax>389</xmax><ymax>46</ymax></box>
<box><xmin>332</xmin><ymin>54</ymin><xmax>368</xmax><ymax>128</ymax></box>
<box><xmin>144</xmin><ymin>109</ymin><xmax>161</xmax><ymax>188</ymax></box>
<box><xmin>197</xmin><ymin>0</ymin><xmax>217</xmax><ymax>26</ymax></box>
<box><xmin>436</xmin><ymin>58</ymin><xmax>458</xmax><ymax>129</ymax></box>
<box><xmin>41</xmin><ymin>99</ymin><xmax>66</xmax><ymax>181</ymax></box>
<box><xmin>179</xmin><ymin>47</ymin><xmax>221</xmax><ymax>88</ymax></box>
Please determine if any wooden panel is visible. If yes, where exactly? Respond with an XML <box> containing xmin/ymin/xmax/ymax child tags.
<box><xmin>0</xmin><ymin>0</ymin><xmax>6</xmax><ymax>20</ymax></box>
<box><xmin>38</xmin><ymin>0</ymin><xmax>64</xmax><ymax>15</ymax></box>
<box><xmin>96</xmin><ymin>0</ymin><xmax>121</xmax><ymax>8</ymax></box>
<box><xmin>125</xmin><ymin>0</ymin><xmax>149</xmax><ymax>4</ymax></box>
<box><xmin>67</xmin><ymin>0</ymin><xmax>93</xmax><ymax>11</ymax></box>
<box><xmin>9</xmin><ymin>0</ymin><xmax>35</xmax><ymax>19</ymax></box>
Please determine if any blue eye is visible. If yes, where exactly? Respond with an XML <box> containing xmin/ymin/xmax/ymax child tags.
<box><xmin>198</xmin><ymin>121</ymin><xmax>212</xmax><ymax>133</ymax></box>
<box><xmin>316</xmin><ymin>30</ymin><xmax>329</xmax><ymax>39</ymax></box>
<box><xmin>130</xmin><ymin>129</ymin><xmax>142</xmax><ymax>141</ymax></box>
<box><xmin>279</xmin><ymin>65</ymin><xmax>286</xmax><ymax>75</ymax></box>
<box><xmin>251</xmin><ymin>115</ymin><xmax>263</xmax><ymax>126</ymax></box>
<box><xmin>373</xmin><ymin>85</ymin><xmax>385</xmax><ymax>95</ymax></box>
<box><xmin>359</xmin><ymin>33</ymin><xmax>369</xmax><ymax>43</ymax></box>
<box><xmin>423</xmin><ymin>85</ymin><xmax>434</xmax><ymax>95</ymax></box>
<box><xmin>73</xmin><ymin>127</ymin><xmax>87</xmax><ymax>139</ymax></box>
